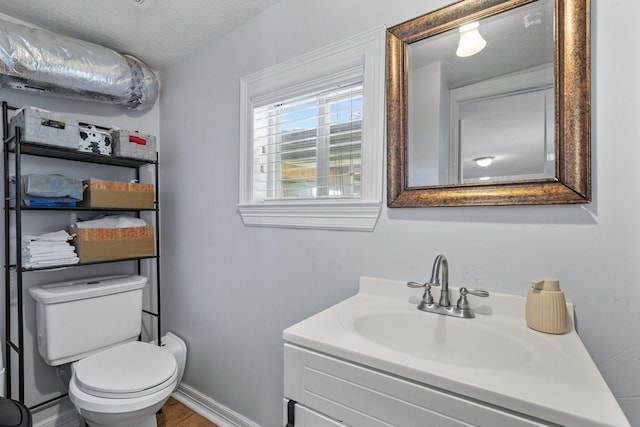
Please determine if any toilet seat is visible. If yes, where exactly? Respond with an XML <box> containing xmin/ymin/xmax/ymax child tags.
<box><xmin>74</xmin><ymin>341</ymin><xmax>177</xmax><ymax>399</ymax></box>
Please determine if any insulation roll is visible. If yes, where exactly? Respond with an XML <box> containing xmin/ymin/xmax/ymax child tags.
<box><xmin>0</xmin><ymin>18</ymin><xmax>159</xmax><ymax>110</ymax></box>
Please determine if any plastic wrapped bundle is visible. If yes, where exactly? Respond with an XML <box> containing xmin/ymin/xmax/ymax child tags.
<box><xmin>0</xmin><ymin>18</ymin><xmax>159</xmax><ymax>110</ymax></box>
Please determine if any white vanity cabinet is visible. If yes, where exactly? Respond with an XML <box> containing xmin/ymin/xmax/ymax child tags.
<box><xmin>284</xmin><ymin>343</ymin><xmax>550</xmax><ymax>427</ymax></box>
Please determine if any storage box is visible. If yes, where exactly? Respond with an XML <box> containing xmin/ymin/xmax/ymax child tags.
<box><xmin>70</xmin><ymin>226</ymin><xmax>154</xmax><ymax>263</ymax></box>
<box><xmin>112</xmin><ymin>129</ymin><xmax>157</xmax><ymax>161</ymax></box>
<box><xmin>78</xmin><ymin>124</ymin><xmax>112</xmax><ymax>155</ymax></box>
<box><xmin>78</xmin><ymin>179</ymin><xmax>155</xmax><ymax>209</ymax></box>
<box><xmin>9</xmin><ymin>107</ymin><xmax>79</xmax><ymax>149</ymax></box>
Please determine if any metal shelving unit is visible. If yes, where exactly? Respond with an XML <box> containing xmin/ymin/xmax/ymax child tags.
<box><xmin>2</xmin><ymin>101</ymin><xmax>161</xmax><ymax>409</ymax></box>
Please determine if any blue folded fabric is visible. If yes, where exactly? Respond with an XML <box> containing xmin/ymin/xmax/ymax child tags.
<box><xmin>25</xmin><ymin>199</ymin><xmax>77</xmax><ymax>207</ymax></box>
<box><xmin>23</xmin><ymin>174</ymin><xmax>83</xmax><ymax>201</ymax></box>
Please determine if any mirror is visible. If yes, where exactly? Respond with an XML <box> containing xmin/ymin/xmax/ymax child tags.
<box><xmin>387</xmin><ymin>0</ymin><xmax>590</xmax><ymax>207</ymax></box>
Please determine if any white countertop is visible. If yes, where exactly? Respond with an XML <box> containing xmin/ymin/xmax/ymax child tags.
<box><xmin>283</xmin><ymin>276</ymin><xmax>630</xmax><ymax>427</ymax></box>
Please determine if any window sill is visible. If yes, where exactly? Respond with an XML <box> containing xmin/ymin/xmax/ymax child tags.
<box><xmin>238</xmin><ymin>201</ymin><xmax>381</xmax><ymax>231</ymax></box>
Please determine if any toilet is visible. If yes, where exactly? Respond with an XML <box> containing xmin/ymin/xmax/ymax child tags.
<box><xmin>29</xmin><ymin>275</ymin><xmax>187</xmax><ymax>427</ymax></box>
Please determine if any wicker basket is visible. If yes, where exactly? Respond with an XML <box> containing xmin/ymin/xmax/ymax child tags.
<box><xmin>83</xmin><ymin>179</ymin><xmax>153</xmax><ymax>193</ymax></box>
<box><xmin>71</xmin><ymin>225</ymin><xmax>154</xmax><ymax>263</ymax></box>
<box><xmin>78</xmin><ymin>178</ymin><xmax>154</xmax><ymax>209</ymax></box>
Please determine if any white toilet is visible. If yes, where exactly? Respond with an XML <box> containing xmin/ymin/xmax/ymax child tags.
<box><xmin>29</xmin><ymin>275</ymin><xmax>187</xmax><ymax>427</ymax></box>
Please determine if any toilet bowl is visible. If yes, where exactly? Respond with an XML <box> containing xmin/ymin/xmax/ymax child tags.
<box><xmin>29</xmin><ymin>276</ymin><xmax>187</xmax><ymax>427</ymax></box>
<box><xmin>68</xmin><ymin>336</ymin><xmax>184</xmax><ymax>427</ymax></box>
<box><xmin>70</xmin><ymin>380</ymin><xmax>173</xmax><ymax>427</ymax></box>
<box><xmin>66</xmin><ymin>332</ymin><xmax>186</xmax><ymax>427</ymax></box>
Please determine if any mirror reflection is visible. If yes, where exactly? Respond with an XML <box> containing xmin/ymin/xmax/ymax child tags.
<box><xmin>387</xmin><ymin>0</ymin><xmax>590</xmax><ymax>208</ymax></box>
<box><xmin>407</xmin><ymin>0</ymin><xmax>554</xmax><ymax>186</ymax></box>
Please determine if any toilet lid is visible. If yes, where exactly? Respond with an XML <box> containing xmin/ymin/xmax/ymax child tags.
<box><xmin>75</xmin><ymin>341</ymin><xmax>177</xmax><ymax>398</ymax></box>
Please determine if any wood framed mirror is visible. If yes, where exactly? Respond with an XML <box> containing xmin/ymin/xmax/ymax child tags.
<box><xmin>387</xmin><ymin>0</ymin><xmax>590</xmax><ymax>207</ymax></box>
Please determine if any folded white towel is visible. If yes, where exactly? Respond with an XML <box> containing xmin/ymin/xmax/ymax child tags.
<box><xmin>23</xmin><ymin>240</ymin><xmax>72</xmax><ymax>248</ymax></box>
<box><xmin>23</xmin><ymin>230</ymin><xmax>73</xmax><ymax>242</ymax></box>
<box><xmin>23</xmin><ymin>246</ymin><xmax>76</xmax><ymax>256</ymax></box>
<box><xmin>24</xmin><ymin>257</ymin><xmax>79</xmax><ymax>269</ymax></box>
<box><xmin>75</xmin><ymin>215</ymin><xmax>147</xmax><ymax>229</ymax></box>
<box><xmin>24</xmin><ymin>252</ymin><xmax>77</xmax><ymax>262</ymax></box>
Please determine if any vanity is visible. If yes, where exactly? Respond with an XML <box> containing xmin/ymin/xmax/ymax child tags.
<box><xmin>283</xmin><ymin>277</ymin><xmax>630</xmax><ymax>426</ymax></box>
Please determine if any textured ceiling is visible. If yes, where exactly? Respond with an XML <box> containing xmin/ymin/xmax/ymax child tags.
<box><xmin>0</xmin><ymin>0</ymin><xmax>282</xmax><ymax>70</ymax></box>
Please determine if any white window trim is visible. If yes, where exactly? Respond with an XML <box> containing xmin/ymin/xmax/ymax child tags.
<box><xmin>239</xmin><ymin>27</ymin><xmax>385</xmax><ymax>231</ymax></box>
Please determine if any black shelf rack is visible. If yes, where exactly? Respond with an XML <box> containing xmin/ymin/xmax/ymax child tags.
<box><xmin>2</xmin><ymin>101</ymin><xmax>162</xmax><ymax>409</ymax></box>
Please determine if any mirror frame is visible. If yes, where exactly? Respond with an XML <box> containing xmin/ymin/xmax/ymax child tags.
<box><xmin>387</xmin><ymin>0</ymin><xmax>590</xmax><ymax>207</ymax></box>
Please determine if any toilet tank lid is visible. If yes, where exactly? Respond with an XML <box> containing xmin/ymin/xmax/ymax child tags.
<box><xmin>29</xmin><ymin>275</ymin><xmax>147</xmax><ymax>304</ymax></box>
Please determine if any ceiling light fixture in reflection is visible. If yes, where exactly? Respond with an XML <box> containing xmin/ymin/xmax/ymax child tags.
<box><xmin>456</xmin><ymin>22</ymin><xmax>487</xmax><ymax>57</ymax></box>
<box><xmin>473</xmin><ymin>156</ymin><xmax>494</xmax><ymax>167</ymax></box>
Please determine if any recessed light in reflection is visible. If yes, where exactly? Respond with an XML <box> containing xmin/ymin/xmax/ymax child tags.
<box><xmin>473</xmin><ymin>156</ymin><xmax>494</xmax><ymax>167</ymax></box>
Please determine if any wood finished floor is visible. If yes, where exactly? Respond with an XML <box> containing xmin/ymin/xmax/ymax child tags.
<box><xmin>156</xmin><ymin>397</ymin><xmax>219</xmax><ymax>427</ymax></box>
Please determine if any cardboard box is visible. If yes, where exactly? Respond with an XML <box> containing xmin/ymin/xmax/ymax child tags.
<box><xmin>112</xmin><ymin>129</ymin><xmax>157</xmax><ymax>161</ymax></box>
<box><xmin>78</xmin><ymin>124</ymin><xmax>112</xmax><ymax>155</ymax></box>
<box><xmin>71</xmin><ymin>226</ymin><xmax>154</xmax><ymax>263</ymax></box>
<box><xmin>9</xmin><ymin>107</ymin><xmax>79</xmax><ymax>149</ymax></box>
<box><xmin>78</xmin><ymin>179</ymin><xmax>155</xmax><ymax>209</ymax></box>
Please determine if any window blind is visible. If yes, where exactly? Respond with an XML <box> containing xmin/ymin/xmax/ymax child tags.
<box><xmin>252</xmin><ymin>80</ymin><xmax>363</xmax><ymax>201</ymax></box>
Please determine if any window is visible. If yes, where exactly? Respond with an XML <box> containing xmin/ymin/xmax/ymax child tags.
<box><xmin>239</xmin><ymin>27</ymin><xmax>385</xmax><ymax>231</ymax></box>
<box><xmin>253</xmin><ymin>80</ymin><xmax>363</xmax><ymax>200</ymax></box>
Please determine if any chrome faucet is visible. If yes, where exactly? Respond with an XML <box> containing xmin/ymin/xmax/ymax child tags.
<box><xmin>407</xmin><ymin>254</ymin><xmax>489</xmax><ymax>319</ymax></box>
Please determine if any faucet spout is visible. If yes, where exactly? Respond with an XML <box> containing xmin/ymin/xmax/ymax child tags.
<box><xmin>434</xmin><ymin>255</ymin><xmax>450</xmax><ymax>307</ymax></box>
<box><xmin>428</xmin><ymin>254</ymin><xmax>443</xmax><ymax>286</ymax></box>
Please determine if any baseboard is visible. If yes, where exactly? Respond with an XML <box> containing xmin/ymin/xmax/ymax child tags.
<box><xmin>34</xmin><ymin>408</ymin><xmax>82</xmax><ymax>427</ymax></box>
<box><xmin>173</xmin><ymin>383</ymin><xmax>262</xmax><ymax>427</ymax></box>
<box><xmin>32</xmin><ymin>383</ymin><xmax>259</xmax><ymax>427</ymax></box>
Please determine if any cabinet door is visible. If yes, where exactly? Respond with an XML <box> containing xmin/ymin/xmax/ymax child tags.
<box><xmin>284</xmin><ymin>400</ymin><xmax>345</xmax><ymax>427</ymax></box>
<box><xmin>284</xmin><ymin>344</ymin><xmax>551</xmax><ymax>427</ymax></box>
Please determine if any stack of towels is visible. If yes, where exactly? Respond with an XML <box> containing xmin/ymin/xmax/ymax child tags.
<box><xmin>21</xmin><ymin>174</ymin><xmax>84</xmax><ymax>207</ymax></box>
<box><xmin>22</xmin><ymin>230</ymin><xmax>79</xmax><ymax>268</ymax></box>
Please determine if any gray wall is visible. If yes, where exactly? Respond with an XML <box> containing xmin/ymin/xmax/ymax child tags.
<box><xmin>159</xmin><ymin>0</ymin><xmax>640</xmax><ymax>425</ymax></box>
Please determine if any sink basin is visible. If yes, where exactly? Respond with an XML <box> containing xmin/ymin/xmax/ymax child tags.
<box><xmin>284</xmin><ymin>277</ymin><xmax>631</xmax><ymax>427</ymax></box>
<box><xmin>346</xmin><ymin>310</ymin><xmax>532</xmax><ymax>369</ymax></box>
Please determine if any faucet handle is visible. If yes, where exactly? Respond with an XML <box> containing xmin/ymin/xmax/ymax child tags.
<box><xmin>407</xmin><ymin>281</ymin><xmax>427</xmax><ymax>288</ymax></box>
<box><xmin>456</xmin><ymin>287</ymin><xmax>489</xmax><ymax>313</ymax></box>
<box><xmin>407</xmin><ymin>281</ymin><xmax>435</xmax><ymax>306</ymax></box>
<box><xmin>461</xmin><ymin>287</ymin><xmax>489</xmax><ymax>298</ymax></box>
<box><xmin>407</xmin><ymin>281</ymin><xmax>440</xmax><ymax>288</ymax></box>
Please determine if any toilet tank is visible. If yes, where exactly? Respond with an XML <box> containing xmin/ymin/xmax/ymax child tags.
<box><xmin>29</xmin><ymin>275</ymin><xmax>147</xmax><ymax>366</ymax></box>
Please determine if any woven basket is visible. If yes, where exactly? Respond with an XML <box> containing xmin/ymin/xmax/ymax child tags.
<box><xmin>85</xmin><ymin>178</ymin><xmax>153</xmax><ymax>193</ymax></box>
<box><xmin>78</xmin><ymin>178</ymin><xmax>155</xmax><ymax>209</ymax></box>
<box><xmin>73</xmin><ymin>225</ymin><xmax>153</xmax><ymax>241</ymax></box>
<box><xmin>71</xmin><ymin>225</ymin><xmax>154</xmax><ymax>262</ymax></box>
